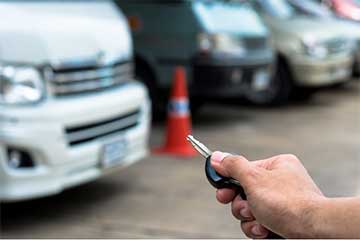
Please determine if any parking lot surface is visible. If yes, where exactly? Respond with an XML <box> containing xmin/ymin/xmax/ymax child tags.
<box><xmin>1</xmin><ymin>81</ymin><xmax>360</xmax><ymax>238</ymax></box>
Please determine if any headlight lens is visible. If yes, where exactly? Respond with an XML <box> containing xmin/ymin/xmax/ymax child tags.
<box><xmin>302</xmin><ymin>37</ymin><xmax>328</xmax><ymax>59</ymax></box>
<box><xmin>198</xmin><ymin>33</ymin><xmax>246</xmax><ymax>55</ymax></box>
<box><xmin>304</xmin><ymin>44</ymin><xmax>328</xmax><ymax>59</ymax></box>
<box><xmin>0</xmin><ymin>65</ymin><xmax>45</xmax><ymax>105</ymax></box>
<box><xmin>302</xmin><ymin>36</ymin><xmax>355</xmax><ymax>59</ymax></box>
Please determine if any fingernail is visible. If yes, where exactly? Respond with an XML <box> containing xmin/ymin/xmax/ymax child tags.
<box><xmin>240</xmin><ymin>208</ymin><xmax>252</xmax><ymax>219</ymax></box>
<box><xmin>211</xmin><ymin>151</ymin><xmax>229</xmax><ymax>163</ymax></box>
<box><xmin>251</xmin><ymin>224</ymin><xmax>267</xmax><ymax>236</ymax></box>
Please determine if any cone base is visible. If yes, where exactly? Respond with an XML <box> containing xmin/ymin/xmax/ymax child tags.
<box><xmin>152</xmin><ymin>146</ymin><xmax>197</xmax><ymax>157</ymax></box>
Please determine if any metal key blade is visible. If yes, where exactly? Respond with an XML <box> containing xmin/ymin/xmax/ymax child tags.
<box><xmin>186</xmin><ymin>135</ymin><xmax>212</xmax><ymax>159</ymax></box>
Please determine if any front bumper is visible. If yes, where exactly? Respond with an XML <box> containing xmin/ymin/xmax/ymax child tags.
<box><xmin>0</xmin><ymin>82</ymin><xmax>151</xmax><ymax>202</ymax></box>
<box><xmin>191</xmin><ymin>51</ymin><xmax>274</xmax><ymax>97</ymax></box>
<box><xmin>290</xmin><ymin>53</ymin><xmax>353</xmax><ymax>86</ymax></box>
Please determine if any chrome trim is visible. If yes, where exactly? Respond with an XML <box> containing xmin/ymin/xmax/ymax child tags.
<box><xmin>50</xmin><ymin>54</ymin><xmax>127</xmax><ymax>70</ymax></box>
<box><xmin>53</xmin><ymin>75</ymin><xmax>128</xmax><ymax>95</ymax></box>
<box><xmin>53</xmin><ymin>63</ymin><xmax>133</xmax><ymax>83</ymax></box>
<box><xmin>48</xmin><ymin>60</ymin><xmax>133</xmax><ymax>96</ymax></box>
<box><xmin>66</xmin><ymin>114</ymin><xmax>139</xmax><ymax>143</ymax></box>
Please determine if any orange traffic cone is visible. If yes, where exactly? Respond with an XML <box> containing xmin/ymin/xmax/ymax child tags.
<box><xmin>153</xmin><ymin>66</ymin><xmax>197</xmax><ymax>157</ymax></box>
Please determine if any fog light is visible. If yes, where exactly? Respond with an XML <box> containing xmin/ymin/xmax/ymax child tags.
<box><xmin>7</xmin><ymin>148</ymin><xmax>35</xmax><ymax>169</ymax></box>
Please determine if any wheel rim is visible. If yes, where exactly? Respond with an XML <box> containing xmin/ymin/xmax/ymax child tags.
<box><xmin>244</xmin><ymin>70</ymin><xmax>280</xmax><ymax>104</ymax></box>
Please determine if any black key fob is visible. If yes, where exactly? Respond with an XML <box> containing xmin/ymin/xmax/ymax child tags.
<box><xmin>205</xmin><ymin>156</ymin><xmax>246</xmax><ymax>200</ymax></box>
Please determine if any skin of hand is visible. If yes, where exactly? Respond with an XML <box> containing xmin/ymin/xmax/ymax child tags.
<box><xmin>211</xmin><ymin>151</ymin><xmax>326</xmax><ymax>238</ymax></box>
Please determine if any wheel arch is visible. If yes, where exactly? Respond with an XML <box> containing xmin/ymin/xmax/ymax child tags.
<box><xmin>276</xmin><ymin>52</ymin><xmax>295</xmax><ymax>83</ymax></box>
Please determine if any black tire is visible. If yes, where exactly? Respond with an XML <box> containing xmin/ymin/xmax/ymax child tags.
<box><xmin>244</xmin><ymin>61</ymin><xmax>293</xmax><ymax>105</ymax></box>
<box><xmin>291</xmin><ymin>87</ymin><xmax>316</xmax><ymax>101</ymax></box>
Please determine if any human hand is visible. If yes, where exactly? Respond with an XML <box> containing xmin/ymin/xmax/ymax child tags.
<box><xmin>211</xmin><ymin>152</ymin><xmax>325</xmax><ymax>238</ymax></box>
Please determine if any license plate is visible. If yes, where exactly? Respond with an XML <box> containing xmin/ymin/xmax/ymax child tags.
<box><xmin>101</xmin><ymin>138</ymin><xmax>128</xmax><ymax>168</ymax></box>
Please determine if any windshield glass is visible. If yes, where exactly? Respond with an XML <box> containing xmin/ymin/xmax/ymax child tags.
<box><xmin>193</xmin><ymin>1</ymin><xmax>267</xmax><ymax>36</ymax></box>
<box><xmin>287</xmin><ymin>0</ymin><xmax>333</xmax><ymax>17</ymax></box>
<box><xmin>258</xmin><ymin>0</ymin><xmax>303</xmax><ymax>19</ymax></box>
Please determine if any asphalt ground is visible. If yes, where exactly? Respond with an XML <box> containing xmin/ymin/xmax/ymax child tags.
<box><xmin>1</xmin><ymin>80</ymin><xmax>359</xmax><ymax>238</ymax></box>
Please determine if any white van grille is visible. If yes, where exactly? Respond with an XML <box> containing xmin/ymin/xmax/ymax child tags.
<box><xmin>65</xmin><ymin>109</ymin><xmax>140</xmax><ymax>146</ymax></box>
<box><xmin>244</xmin><ymin>36</ymin><xmax>268</xmax><ymax>50</ymax></box>
<box><xmin>48</xmin><ymin>61</ymin><xmax>133</xmax><ymax>96</ymax></box>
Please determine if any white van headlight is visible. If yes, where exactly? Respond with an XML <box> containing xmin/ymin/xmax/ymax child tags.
<box><xmin>198</xmin><ymin>33</ymin><xmax>246</xmax><ymax>55</ymax></box>
<box><xmin>0</xmin><ymin>65</ymin><xmax>45</xmax><ymax>105</ymax></box>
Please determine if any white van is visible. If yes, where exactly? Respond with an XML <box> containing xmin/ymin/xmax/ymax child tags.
<box><xmin>0</xmin><ymin>0</ymin><xmax>151</xmax><ymax>201</ymax></box>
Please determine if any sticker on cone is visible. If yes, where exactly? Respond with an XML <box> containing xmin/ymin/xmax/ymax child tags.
<box><xmin>153</xmin><ymin>66</ymin><xmax>197</xmax><ymax>157</ymax></box>
<box><xmin>168</xmin><ymin>97</ymin><xmax>189</xmax><ymax>117</ymax></box>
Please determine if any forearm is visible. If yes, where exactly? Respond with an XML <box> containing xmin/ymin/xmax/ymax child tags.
<box><xmin>311</xmin><ymin>197</ymin><xmax>360</xmax><ymax>238</ymax></box>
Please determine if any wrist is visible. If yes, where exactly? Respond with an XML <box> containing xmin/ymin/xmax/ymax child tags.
<box><xmin>304</xmin><ymin>196</ymin><xmax>329</xmax><ymax>238</ymax></box>
<box><xmin>286</xmin><ymin>196</ymin><xmax>328</xmax><ymax>238</ymax></box>
<box><xmin>309</xmin><ymin>197</ymin><xmax>360</xmax><ymax>238</ymax></box>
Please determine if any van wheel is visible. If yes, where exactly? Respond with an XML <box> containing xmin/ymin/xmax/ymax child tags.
<box><xmin>136</xmin><ymin>66</ymin><xmax>165</xmax><ymax>120</ymax></box>
<box><xmin>244</xmin><ymin>61</ymin><xmax>293</xmax><ymax>105</ymax></box>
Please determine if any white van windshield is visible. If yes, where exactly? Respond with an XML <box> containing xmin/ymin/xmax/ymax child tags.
<box><xmin>0</xmin><ymin>0</ymin><xmax>121</xmax><ymax>20</ymax></box>
<box><xmin>193</xmin><ymin>1</ymin><xmax>267</xmax><ymax>36</ymax></box>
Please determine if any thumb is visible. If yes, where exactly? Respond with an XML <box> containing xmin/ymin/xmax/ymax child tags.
<box><xmin>211</xmin><ymin>151</ymin><xmax>253</xmax><ymax>187</ymax></box>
